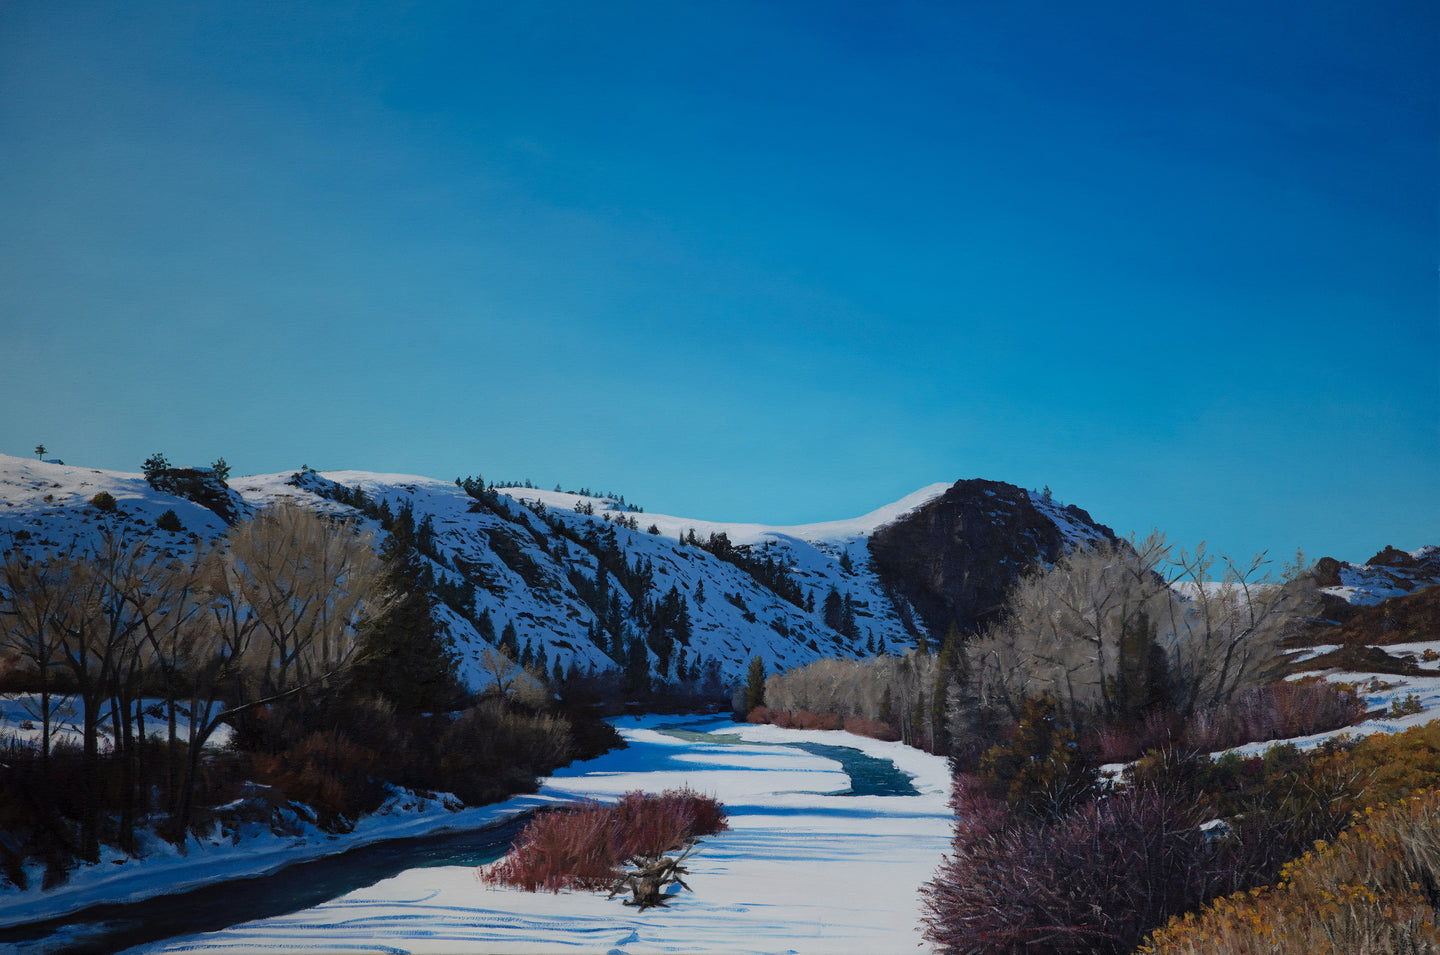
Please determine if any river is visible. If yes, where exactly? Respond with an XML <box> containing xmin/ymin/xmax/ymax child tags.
<box><xmin>4</xmin><ymin>716</ymin><xmax>949</xmax><ymax>955</ymax></box>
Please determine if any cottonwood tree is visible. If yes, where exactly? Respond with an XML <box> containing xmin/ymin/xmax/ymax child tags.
<box><xmin>968</xmin><ymin>532</ymin><xmax>1318</xmax><ymax>726</ymax></box>
<box><xmin>970</xmin><ymin>534</ymin><xmax>1175</xmax><ymax>721</ymax></box>
<box><xmin>45</xmin><ymin>532</ymin><xmax>155</xmax><ymax>861</ymax></box>
<box><xmin>0</xmin><ymin>547</ymin><xmax>73</xmax><ymax>766</ymax></box>
<box><xmin>159</xmin><ymin>507</ymin><xmax>389</xmax><ymax>834</ymax></box>
<box><xmin>1164</xmin><ymin>545</ymin><xmax>1317</xmax><ymax>716</ymax></box>
<box><xmin>0</xmin><ymin>503</ymin><xmax>394</xmax><ymax>853</ymax></box>
<box><xmin>222</xmin><ymin>501</ymin><xmax>387</xmax><ymax>698</ymax></box>
<box><xmin>476</xmin><ymin>644</ymin><xmax>548</xmax><ymax>708</ymax></box>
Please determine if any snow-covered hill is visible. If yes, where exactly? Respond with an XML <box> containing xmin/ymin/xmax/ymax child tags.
<box><xmin>0</xmin><ymin>453</ymin><xmax>1119</xmax><ymax>692</ymax></box>
<box><xmin>0</xmin><ymin>455</ymin><xmax>956</xmax><ymax>689</ymax></box>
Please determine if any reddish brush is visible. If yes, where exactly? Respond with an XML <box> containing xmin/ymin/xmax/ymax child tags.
<box><xmin>483</xmin><ymin>788</ymin><xmax>728</xmax><ymax>893</ymax></box>
<box><xmin>923</xmin><ymin>775</ymin><xmax>1237</xmax><ymax>955</ymax></box>
<box><xmin>1182</xmin><ymin>680</ymin><xmax>1366</xmax><ymax>752</ymax></box>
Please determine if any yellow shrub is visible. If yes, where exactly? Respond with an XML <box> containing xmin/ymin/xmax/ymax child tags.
<box><xmin>1311</xmin><ymin>720</ymin><xmax>1440</xmax><ymax>811</ymax></box>
<box><xmin>1140</xmin><ymin>789</ymin><xmax>1440</xmax><ymax>954</ymax></box>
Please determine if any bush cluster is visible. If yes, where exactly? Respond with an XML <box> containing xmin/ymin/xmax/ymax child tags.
<box><xmin>925</xmin><ymin>715</ymin><xmax>1440</xmax><ymax>953</ymax></box>
<box><xmin>482</xmin><ymin>788</ymin><xmax>728</xmax><ymax>893</ymax></box>
<box><xmin>745</xmin><ymin>706</ymin><xmax>905</xmax><ymax>742</ymax></box>
<box><xmin>235</xmin><ymin>694</ymin><xmax>618</xmax><ymax>829</ymax></box>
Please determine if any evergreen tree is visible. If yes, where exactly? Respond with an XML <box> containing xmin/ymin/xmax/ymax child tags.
<box><xmin>841</xmin><ymin>593</ymin><xmax>857</xmax><ymax>638</ymax></box>
<box><xmin>743</xmin><ymin>655</ymin><xmax>766</xmax><ymax>713</ymax></box>
<box><xmin>142</xmin><ymin>452</ymin><xmax>170</xmax><ymax>483</ymax></box>
<box><xmin>977</xmin><ymin>695</ymin><xmax>1097</xmax><ymax>818</ymax></box>
<box><xmin>823</xmin><ymin>587</ymin><xmax>845</xmax><ymax>632</ymax></box>
<box><xmin>500</xmin><ymin>621</ymin><xmax>519</xmax><ymax>658</ymax></box>
<box><xmin>622</xmin><ymin>635</ymin><xmax>651</xmax><ymax>696</ymax></box>
<box><xmin>350</xmin><ymin>534</ymin><xmax>463</xmax><ymax>713</ymax></box>
<box><xmin>931</xmin><ymin>622</ymin><xmax>964</xmax><ymax>753</ymax></box>
<box><xmin>1112</xmin><ymin>609</ymin><xmax>1172</xmax><ymax>721</ymax></box>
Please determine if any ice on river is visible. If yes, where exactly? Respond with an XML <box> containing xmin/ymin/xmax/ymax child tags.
<box><xmin>124</xmin><ymin>715</ymin><xmax>954</xmax><ymax>954</ymax></box>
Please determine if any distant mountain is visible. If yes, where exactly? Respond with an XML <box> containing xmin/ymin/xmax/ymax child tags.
<box><xmin>0</xmin><ymin>454</ymin><xmax>1119</xmax><ymax>690</ymax></box>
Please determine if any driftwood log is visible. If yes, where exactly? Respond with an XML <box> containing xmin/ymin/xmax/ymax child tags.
<box><xmin>607</xmin><ymin>842</ymin><xmax>698</xmax><ymax>909</ymax></box>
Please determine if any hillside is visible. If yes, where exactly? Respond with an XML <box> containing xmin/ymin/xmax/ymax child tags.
<box><xmin>1313</xmin><ymin>545</ymin><xmax>1440</xmax><ymax>620</ymax></box>
<box><xmin>0</xmin><ymin>453</ymin><xmax>1115</xmax><ymax>691</ymax></box>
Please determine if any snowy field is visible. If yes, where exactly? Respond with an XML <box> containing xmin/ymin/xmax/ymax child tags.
<box><xmin>117</xmin><ymin>716</ymin><xmax>954</xmax><ymax>954</ymax></box>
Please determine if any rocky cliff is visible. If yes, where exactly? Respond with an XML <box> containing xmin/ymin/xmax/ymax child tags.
<box><xmin>867</xmin><ymin>479</ymin><xmax>1120</xmax><ymax>637</ymax></box>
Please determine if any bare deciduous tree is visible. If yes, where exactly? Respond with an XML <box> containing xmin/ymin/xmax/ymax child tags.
<box><xmin>1165</xmin><ymin>546</ymin><xmax>1317</xmax><ymax>715</ymax></box>
<box><xmin>477</xmin><ymin>644</ymin><xmax>549</xmax><ymax>708</ymax></box>
<box><xmin>968</xmin><ymin>532</ymin><xmax>1318</xmax><ymax>725</ymax></box>
<box><xmin>0</xmin><ymin>547</ymin><xmax>73</xmax><ymax>764</ymax></box>
<box><xmin>971</xmin><ymin>533</ymin><xmax>1174</xmax><ymax>720</ymax></box>
<box><xmin>222</xmin><ymin>501</ymin><xmax>387</xmax><ymax>697</ymax></box>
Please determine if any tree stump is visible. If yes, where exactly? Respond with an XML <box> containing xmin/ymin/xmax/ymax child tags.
<box><xmin>607</xmin><ymin>843</ymin><xmax>696</xmax><ymax>909</ymax></box>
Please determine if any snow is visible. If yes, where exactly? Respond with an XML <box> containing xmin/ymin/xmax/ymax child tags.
<box><xmin>116</xmin><ymin>716</ymin><xmax>955</xmax><ymax>954</ymax></box>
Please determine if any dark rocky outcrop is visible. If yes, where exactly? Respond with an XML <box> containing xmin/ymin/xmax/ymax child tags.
<box><xmin>1320</xmin><ymin>585</ymin><xmax>1440</xmax><ymax>649</ymax></box>
<box><xmin>147</xmin><ymin>468</ymin><xmax>249</xmax><ymax>525</ymax></box>
<box><xmin>867</xmin><ymin>479</ymin><xmax>1119</xmax><ymax>639</ymax></box>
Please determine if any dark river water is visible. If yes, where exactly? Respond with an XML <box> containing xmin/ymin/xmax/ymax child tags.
<box><xmin>0</xmin><ymin>814</ymin><xmax>530</xmax><ymax>955</ymax></box>
<box><xmin>653</xmin><ymin>724</ymin><xmax>921</xmax><ymax>797</ymax></box>
<box><xmin>3</xmin><ymin>723</ymin><xmax>916</xmax><ymax>954</ymax></box>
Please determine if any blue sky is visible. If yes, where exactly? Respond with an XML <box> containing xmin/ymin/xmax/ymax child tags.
<box><xmin>1</xmin><ymin>1</ymin><xmax>1435</xmax><ymax>565</ymax></box>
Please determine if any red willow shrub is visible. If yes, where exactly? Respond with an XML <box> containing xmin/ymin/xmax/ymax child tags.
<box><xmin>922</xmin><ymin>774</ymin><xmax>1239</xmax><ymax>955</ymax></box>
<box><xmin>842</xmin><ymin>715</ymin><xmax>901</xmax><ymax>742</ymax></box>
<box><xmin>482</xmin><ymin>788</ymin><xmax>728</xmax><ymax>893</ymax></box>
<box><xmin>1182</xmin><ymin>679</ymin><xmax>1366</xmax><ymax>752</ymax></box>
<box><xmin>748</xmin><ymin>706</ymin><xmax>900</xmax><ymax>741</ymax></box>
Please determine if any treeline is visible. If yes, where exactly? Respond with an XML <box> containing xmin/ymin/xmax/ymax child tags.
<box><xmin>750</xmin><ymin>534</ymin><xmax>1350</xmax><ymax>761</ymax></box>
<box><xmin>0</xmin><ymin>500</ymin><xmax>621</xmax><ymax>891</ymax></box>
<box><xmin>458</xmin><ymin>473</ymin><xmax>644</xmax><ymax>512</ymax></box>
<box><xmin>678</xmin><ymin>530</ymin><xmax>807</xmax><ymax>609</ymax></box>
<box><xmin>1</xmin><ymin>503</ymin><xmax>387</xmax><ymax>865</ymax></box>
